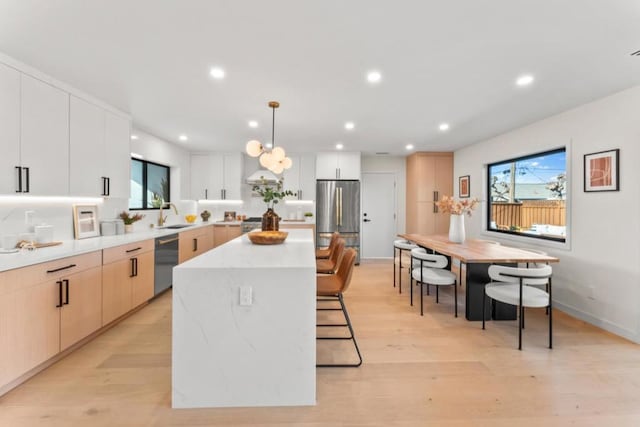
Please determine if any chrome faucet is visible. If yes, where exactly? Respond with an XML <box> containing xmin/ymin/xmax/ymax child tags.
<box><xmin>158</xmin><ymin>203</ymin><xmax>178</xmax><ymax>227</ymax></box>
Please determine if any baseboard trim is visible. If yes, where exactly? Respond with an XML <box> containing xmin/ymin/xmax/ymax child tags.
<box><xmin>553</xmin><ymin>301</ymin><xmax>638</xmax><ymax>344</ymax></box>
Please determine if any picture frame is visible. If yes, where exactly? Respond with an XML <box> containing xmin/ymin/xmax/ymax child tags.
<box><xmin>584</xmin><ymin>149</ymin><xmax>619</xmax><ymax>192</ymax></box>
<box><xmin>73</xmin><ymin>205</ymin><xmax>100</xmax><ymax>239</ymax></box>
<box><xmin>459</xmin><ymin>175</ymin><xmax>470</xmax><ymax>198</ymax></box>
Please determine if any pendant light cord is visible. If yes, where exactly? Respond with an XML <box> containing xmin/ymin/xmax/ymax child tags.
<box><xmin>271</xmin><ymin>104</ymin><xmax>276</xmax><ymax>148</ymax></box>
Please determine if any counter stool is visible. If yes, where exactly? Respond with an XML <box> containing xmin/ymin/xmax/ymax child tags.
<box><xmin>316</xmin><ymin>232</ymin><xmax>340</xmax><ymax>259</ymax></box>
<box><xmin>393</xmin><ymin>239</ymin><xmax>418</xmax><ymax>294</ymax></box>
<box><xmin>410</xmin><ymin>248</ymin><xmax>458</xmax><ymax>317</ymax></box>
<box><xmin>317</xmin><ymin>239</ymin><xmax>345</xmax><ymax>274</ymax></box>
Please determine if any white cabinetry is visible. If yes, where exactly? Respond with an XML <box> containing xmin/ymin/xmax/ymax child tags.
<box><xmin>69</xmin><ymin>97</ymin><xmax>131</xmax><ymax>198</ymax></box>
<box><xmin>190</xmin><ymin>153</ymin><xmax>243</xmax><ymax>200</ymax></box>
<box><xmin>20</xmin><ymin>74</ymin><xmax>70</xmax><ymax>195</ymax></box>
<box><xmin>282</xmin><ymin>153</ymin><xmax>316</xmax><ymax>200</ymax></box>
<box><xmin>315</xmin><ymin>152</ymin><xmax>360</xmax><ymax>180</ymax></box>
<box><xmin>0</xmin><ymin>62</ymin><xmax>20</xmax><ymax>194</ymax></box>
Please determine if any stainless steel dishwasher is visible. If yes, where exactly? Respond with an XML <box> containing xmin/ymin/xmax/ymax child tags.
<box><xmin>154</xmin><ymin>233</ymin><xmax>179</xmax><ymax>296</ymax></box>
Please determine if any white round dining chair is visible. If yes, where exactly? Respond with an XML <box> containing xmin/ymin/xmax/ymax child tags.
<box><xmin>410</xmin><ymin>248</ymin><xmax>458</xmax><ymax>317</ymax></box>
<box><xmin>482</xmin><ymin>264</ymin><xmax>553</xmax><ymax>350</ymax></box>
<box><xmin>393</xmin><ymin>239</ymin><xmax>418</xmax><ymax>294</ymax></box>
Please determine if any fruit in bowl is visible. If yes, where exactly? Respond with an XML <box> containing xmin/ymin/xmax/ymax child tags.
<box><xmin>185</xmin><ymin>214</ymin><xmax>197</xmax><ymax>224</ymax></box>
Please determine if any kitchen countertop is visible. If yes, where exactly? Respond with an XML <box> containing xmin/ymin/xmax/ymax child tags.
<box><xmin>0</xmin><ymin>222</ymin><xmax>214</xmax><ymax>273</ymax></box>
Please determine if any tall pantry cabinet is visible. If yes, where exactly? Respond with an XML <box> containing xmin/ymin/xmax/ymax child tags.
<box><xmin>406</xmin><ymin>152</ymin><xmax>453</xmax><ymax>234</ymax></box>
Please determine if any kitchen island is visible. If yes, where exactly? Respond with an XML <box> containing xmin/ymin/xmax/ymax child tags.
<box><xmin>172</xmin><ymin>228</ymin><xmax>316</xmax><ymax>408</ymax></box>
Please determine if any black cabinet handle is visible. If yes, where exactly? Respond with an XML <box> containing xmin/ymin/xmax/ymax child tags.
<box><xmin>193</xmin><ymin>238</ymin><xmax>198</xmax><ymax>252</ymax></box>
<box><xmin>130</xmin><ymin>258</ymin><xmax>136</xmax><ymax>277</ymax></box>
<box><xmin>101</xmin><ymin>176</ymin><xmax>108</xmax><ymax>196</ymax></box>
<box><xmin>64</xmin><ymin>279</ymin><xmax>70</xmax><ymax>305</ymax></box>
<box><xmin>56</xmin><ymin>280</ymin><xmax>63</xmax><ymax>308</ymax></box>
<box><xmin>23</xmin><ymin>167</ymin><xmax>30</xmax><ymax>193</ymax></box>
<box><xmin>134</xmin><ymin>258</ymin><xmax>138</xmax><ymax>277</ymax></box>
<box><xmin>106</xmin><ymin>177</ymin><xmax>110</xmax><ymax>196</ymax></box>
<box><xmin>46</xmin><ymin>263</ymin><xmax>77</xmax><ymax>274</ymax></box>
<box><xmin>15</xmin><ymin>166</ymin><xmax>22</xmax><ymax>193</ymax></box>
<box><xmin>126</xmin><ymin>247</ymin><xmax>142</xmax><ymax>253</ymax></box>
<box><xmin>205</xmin><ymin>189</ymin><xmax>208</xmax><ymax>199</ymax></box>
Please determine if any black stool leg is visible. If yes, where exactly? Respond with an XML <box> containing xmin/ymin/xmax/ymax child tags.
<box><xmin>398</xmin><ymin>249</ymin><xmax>402</xmax><ymax>294</ymax></box>
<box><xmin>454</xmin><ymin>282</ymin><xmax>458</xmax><ymax>317</ymax></box>
<box><xmin>436</xmin><ymin>286</ymin><xmax>439</xmax><ymax>303</ymax></box>
<box><xmin>420</xmin><ymin>282</ymin><xmax>424</xmax><ymax>316</ymax></box>
<box><xmin>393</xmin><ymin>247</ymin><xmax>397</xmax><ymax>288</ymax></box>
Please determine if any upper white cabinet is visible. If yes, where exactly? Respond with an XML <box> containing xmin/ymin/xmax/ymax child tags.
<box><xmin>190</xmin><ymin>152</ymin><xmax>243</xmax><ymax>200</ymax></box>
<box><xmin>0</xmin><ymin>63</ymin><xmax>20</xmax><ymax>194</ymax></box>
<box><xmin>20</xmin><ymin>74</ymin><xmax>70</xmax><ymax>196</ymax></box>
<box><xmin>282</xmin><ymin>153</ymin><xmax>316</xmax><ymax>200</ymax></box>
<box><xmin>68</xmin><ymin>97</ymin><xmax>131</xmax><ymax>198</ymax></box>
<box><xmin>315</xmin><ymin>152</ymin><xmax>360</xmax><ymax>180</ymax></box>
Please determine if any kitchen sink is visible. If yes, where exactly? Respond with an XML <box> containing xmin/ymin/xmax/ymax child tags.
<box><xmin>165</xmin><ymin>224</ymin><xmax>193</xmax><ymax>229</ymax></box>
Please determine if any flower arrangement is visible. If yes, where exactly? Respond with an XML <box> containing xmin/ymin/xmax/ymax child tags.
<box><xmin>435</xmin><ymin>196</ymin><xmax>480</xmax><ymax>216</ymax></box>
<box><xmin>119</xmin><ymin>211</ymin><xmax>145</xmax><ymax>225</ymax></box>
<box><xmin>252</xmin><ymin>178</ymin><xmax>295</xmax><ymax>209</ymax></box>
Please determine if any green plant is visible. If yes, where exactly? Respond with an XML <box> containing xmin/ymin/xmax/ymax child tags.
<box><xmin>304</xmin><ymin>212</ymin><xmax>313</xmax><ymax>217</ymax></box>
<box><xmin>252</xmin><ymin>178</ymin><xmax>295</xmax><ymax>209</ymax></box>
<box><xmin>119</xmin><ymin>211</ymin><xmax>145</xmax><ymax>225</ymax></box>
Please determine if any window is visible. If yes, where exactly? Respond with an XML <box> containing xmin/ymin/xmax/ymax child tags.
<box><xmin>487</xmin><ymin>148</ymin><xmax>566</xmax><ymax>242</ymax></box>
<box><xmin>129</xmin><ymin>158</ymin><xmax>170</xmax><ymax>210</ymax></box>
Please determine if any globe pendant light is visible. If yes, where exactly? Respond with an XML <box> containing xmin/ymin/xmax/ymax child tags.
<box><xmin>245</xmin><ymin>101</ymin><xmax>293</xmax><ymax>174</ymax></box>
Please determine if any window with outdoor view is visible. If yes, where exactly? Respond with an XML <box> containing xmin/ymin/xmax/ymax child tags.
<box><xmin>129</xmin><ymin>158</ymin><xmax>170</xmax><ymax>210</ymax></box>
<box><xmin>487</xmin><ymin>148</ymin><xmax>566</xmax><ymax>242</ymax></box>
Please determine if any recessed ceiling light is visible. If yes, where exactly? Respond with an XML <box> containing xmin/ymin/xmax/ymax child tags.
<box><xmin>179</xmin><ymin>135</ymin><xmax>188</xmax><ymax>142</ymax></box>
<box><xmin>367</xmin><ymin>70</ymin><xmax>382</xmax><ymax>83</ymax></box>
<box><xmin>130</xmin><ymin>135</ymin><xmax>138</xmax><ymax>140</ymax></box>
<box><xmin>344</xmin><ymin>122</ymin><xmax>355</xmax><ymax>130</ymax></box>
<box><xmin>405</xmin><ymin>144</ymin><xmax>414</xmax><ymax>150</ymax></box>
<box><xmin>248</xmin><ymin>120</ymin><xmax>258</xmax><ymax>128</ymax></box>
<box><xmin>516</xmin><ymin>74</ymin><xmax>534</xmax><ymax>86</ymax></box>
<box><xmin>439</xmin><ymin>123</ymin><xmax>450</xmax><ymax>132</ymax></box>
<box><xmin>209</xmin><ymin>67</ymin><xmax>226</xmax><ymax>79</ymax></box>
<box><xmin>336</xmin><ymin>143</ymin><xmax>344</xmax><ymax>150</ymax></box>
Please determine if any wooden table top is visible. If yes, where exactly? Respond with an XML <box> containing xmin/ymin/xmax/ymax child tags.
<box><xmin>399</xmin><ymin>234</ymin><xmax>560</xmax><ymax>264</ymax></box>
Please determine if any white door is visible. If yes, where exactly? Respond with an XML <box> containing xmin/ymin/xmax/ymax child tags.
<box><xmin>361</xmin><ymin>172</ymin><xmax>396</xmax><ymax>258</ymax></box>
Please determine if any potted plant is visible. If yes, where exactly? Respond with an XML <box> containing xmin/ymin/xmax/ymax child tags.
<box><xmin>252</xmin><ymin>178</ymin><xmax>295</xmax><ymax>231</ymax></box>
<box><xmin>304</xmin><ymin>212</ymin><xmax>314</xmax><ymax>222</ymax></box>
<box><xmin>200</xmin><ymin>210</ymin><xmax>211</xmax><ymax>222</ymax></box>
<box><xmin>119</xmin><ymin>211</ymin><xmax>145</xmax><ymax>233</ymax></box>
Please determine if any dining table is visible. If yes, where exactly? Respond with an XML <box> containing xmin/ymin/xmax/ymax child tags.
<box><xmin>399</xmin><ymin>234</ymin><xmax>559</xmax><ymax>321</ymax></box>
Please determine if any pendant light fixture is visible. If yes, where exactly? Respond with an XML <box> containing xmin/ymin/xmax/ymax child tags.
<box><xmin>245</xmin><ymin>101</ymin><xmax>292</xmax><ymax>174</ymax></box>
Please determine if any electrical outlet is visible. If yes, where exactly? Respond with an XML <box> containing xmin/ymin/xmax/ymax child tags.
<box><xmin>239</xmin><ymin>286</ymin><xmax>252</xmax><ymax>306</ymax></box>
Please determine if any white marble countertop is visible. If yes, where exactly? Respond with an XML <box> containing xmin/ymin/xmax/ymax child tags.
<box><xmin>176</xmin><ymin>228</ymin><xmax>316</xmax><ymax>270</ymax></box>
<box><xmin>0</xmin><ymin>221</ymin><xmax>214</xmax><ymax>273</ymax></box>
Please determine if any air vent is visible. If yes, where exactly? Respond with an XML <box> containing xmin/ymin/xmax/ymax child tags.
<box><xmin>631</xmin><ymin>50</ymin><xmax>640</xmax><ymax>56</ymax></box>
<box><xmin>375</xmin><ymin>152</ymin><xmax>390</xmax><ymax>155</ymax></box>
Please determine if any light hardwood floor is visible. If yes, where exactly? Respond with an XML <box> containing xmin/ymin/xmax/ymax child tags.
<box><xmin>2</xmin><ymin>260</ymin><xmax>640</xmax><ymax>426</ymax></box>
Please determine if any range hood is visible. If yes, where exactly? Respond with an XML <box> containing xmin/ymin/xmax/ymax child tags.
<box><xmin>246</xmin><ymin>169</ymin><xmax>280</xmax><ymax>185</ymax></box>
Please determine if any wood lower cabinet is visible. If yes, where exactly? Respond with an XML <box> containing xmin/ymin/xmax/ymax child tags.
<box><xmin>179</xmin><ymin>225</ymin><xmax>214</xmax><ymax>263</ymax></box>
<box><xmin>406</xmin><ymin>152</ymin><xmax>453</xmax><ymax>234</ymax></box>
<box><xmin>213</xmin><ymin>224</ymin><xmax>242</xmax><ymax>248</ymax></box>
<box><xmin>102</xmin><ymin>240</ymin><xmax>155</xmax><ymax>325</ymax></box>
<box><xmin>0</xmin><ymin>251</ymin><xmax>102</xmax><ymax>388</ymax></box>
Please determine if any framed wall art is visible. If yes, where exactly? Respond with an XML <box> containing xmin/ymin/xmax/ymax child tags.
<box><xmin>73</xmin><ymin>205</ymin><xmax>100</xmax><ymax>239</ymax></box>
<box><xmin>459</xmin><ymin>175</ymin><xmax>470</xmax><ymax>198</ymax></box>
<box><xmin>584</xmin><ymin>149</ymin><xmax>619</xmax><ymax>192</ymax></box>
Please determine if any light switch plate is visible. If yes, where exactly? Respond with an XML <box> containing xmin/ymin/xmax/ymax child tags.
<box><xmin>239</xmin><ymin>286</ymin><xmax>252</xmax><ymax>306</ymax></box>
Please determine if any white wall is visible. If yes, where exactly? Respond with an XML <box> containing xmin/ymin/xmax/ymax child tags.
<box><xmin>362</xmin><ymin>155</ymin><xmax>407</xmax><ymax>234</ymax></box>
<box><xmin>454</xmin><ymin>85</ymin><xmax>640</xmax><ymax>343</ymax></box>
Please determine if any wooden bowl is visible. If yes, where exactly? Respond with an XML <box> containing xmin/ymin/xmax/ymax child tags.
<box><xmin>247</xmin><ymin>230</ymin><xmax>288</xmax><ymax>245</ymax></box>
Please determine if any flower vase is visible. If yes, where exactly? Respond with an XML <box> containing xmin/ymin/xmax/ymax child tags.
<box><xmin>261</xmin><ymin>208</ymin><xmax>280</xmax><ymax>231</ymax></box>
<box><xmin>448</xmin><ymin>214</ymin><xmax>465</xmax><ymax>243</ymax></box>
<box><xmin>124</xmin><ymin>224</ymin><xmax>134</xmax><ymax>234</ymax></box>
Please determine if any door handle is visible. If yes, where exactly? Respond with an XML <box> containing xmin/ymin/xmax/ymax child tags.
<box><xmin>205</xmin><ymin>189</ymin><xmax>208</xmax><ymax>199</ymax></box>
<box><xmin>363</xmin><ymin>219</ymin><xmax>371</xmax><ymax>222</ymax></box>
<box><xmin>15</xmin><ymin>166</ymin><xmax>22</xmax><ymax>193</ymax></box>
<box><xmin>134</xmin><ymin>257</ymin><xmax>138</xmax><ymax>277</ymax></box>
<box><xmin>23</xmin><ymin>167</ymin><xmax>30</xmax><ymax>193</ymax></box>
<box><xmin>130</xmin><ymin>258</ymin><xmax>136</xmax><ymax>277</ymax></box>
<box><xmin>338</xmin><ymin>187</ymin><xmax>343</xmax><ymax>226</ymax></box>
<box><xmin>193</xmin><ymin>238</ymin><xmax>198</xmax><ymax>252</ymax></box>
<box><xmin>106</xmin><ymin>177</ymin><xmax>110</xmax><ymax>196</ymax></box>
<box><xmin>433</xmin><ymin>191</ymin><xmax>439</xmax><ymax>213</ymax></box>
<box><xmin>335</xmin><ymin>188</ymin><xmax>339</xmax><ymax>225</ymax></box>
<box><xmin>126</xmin><ymin>247</ymin><xmax>142</xmax><ymax>253</ymax></box>
<box><xmin>158</xmin><ymin>237</ymin><xmax>179</xmax><ymax>245</ymax></box>
<box><xmin>55</xmin><ymin>280</ymin><xmax>63</xmax><ymax>308</ymax></box>
<box><xmin>46</xmin><ymin>264</ymin><xmax>77</xmax><ymax>274</ymax></box>
<box><xmin>63</xmin><ymin>279</ymin><xmax>70</xmax><ymax>305</ymax></box>
<box><xmin>101</xmin><ymin>177</ymin><xmax>107</xmax><ymax>196</ymax></box>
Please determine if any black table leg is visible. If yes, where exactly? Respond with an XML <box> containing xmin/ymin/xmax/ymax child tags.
<box><xmin>465</xmin><ymin>262</ymin><xmax>517</xmax><ymax>321</ymax></box>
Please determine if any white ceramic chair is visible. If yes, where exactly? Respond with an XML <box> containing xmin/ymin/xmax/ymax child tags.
<box><xmin>482</xmin><ymin>264</ymin><xmax>553</xmax><ymax>350</ymax></box>
<box><xmin>393</xmin><ymin>239</ymin><xmax>418</xmax><ymax>294</ymax></box>
<box><xmin>410</xmin><ymin>248</ymin><xmax>458</xmax><ymax>317</ymax></box>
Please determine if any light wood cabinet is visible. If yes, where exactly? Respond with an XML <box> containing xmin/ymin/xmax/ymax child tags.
<box><xmin>179</xmin><ymin>226</ymin><xmax>214</xmax><ymax>263</ymax></box>
<box><xmin>406</xmin><ymin>152</ymin><xmax>453</xmax><ymax>234</ymax></box>
<box><xmin>190</xmin><ymin>153</ymin><xmax>243</xmax><ymax>200</ymax></box>
<box><xmin>316</xmin><ymin>152</ymin><xmax>361</xmax><ymax>180</ymax></box>
<box><xmin>102</xmin><ymin>240</ymin><xmax>155</xmax><ymax>325</ymax></box>
<box><xmin>0</xmin><ymin>251</ymin><xmax>102</xmax><ymax>388</ymax></box>
<box><xmin>20</xmin><ymin>74</ymin><xmax>70</xmax><ymax>195</ymax></box>
<box><xmin>213</xmin><ymin>224</ymin><xmax>242</xmax><ymax>248</ymax></box>
<box><xmin>0</xmin><ymin>62</ymin><xmax>21</xmax><ymax>194</ymax></box>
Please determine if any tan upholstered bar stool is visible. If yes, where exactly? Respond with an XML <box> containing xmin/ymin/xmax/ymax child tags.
<box><xmin>393</xmin><ymin>239</ymin><xmax>418</xmax><ymax>294</ymax></box>
<box><xmin>317</xmin><ymin>239</ymin><xmax>345</xmax><ymax>274</ymax></box>
<box><xmin>316</xmin><ymin>232</ymin><xmax>340</xmax><ymax>259</ymax></box>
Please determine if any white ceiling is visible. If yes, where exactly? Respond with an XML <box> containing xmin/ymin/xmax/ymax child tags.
<box><xmin>1</xmin><ymin>0</ymin><xmax>639</xmax><ymax>155</ymax></box>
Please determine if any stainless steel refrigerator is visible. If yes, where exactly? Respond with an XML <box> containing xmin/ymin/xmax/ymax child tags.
<box><xmin>316</xmin><ymin>180</ymin><xmax>360</xmax><ymax>264</ymax></box>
